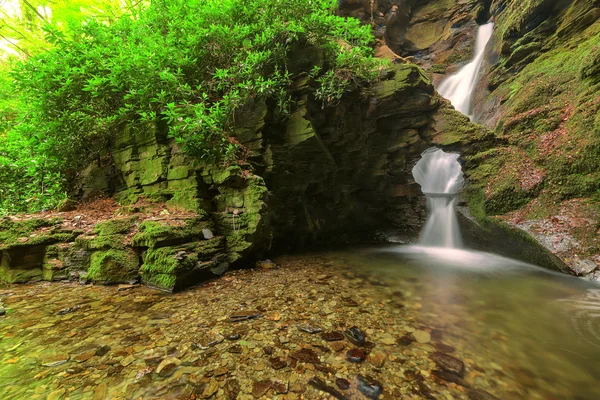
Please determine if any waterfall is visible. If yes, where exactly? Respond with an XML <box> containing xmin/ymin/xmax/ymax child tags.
<box><xmin>438</xmin><ymin>23</ymin><xmax>494</xmax><ymax>118</ymax></box>
<box><xmin>412</xmin><ymin>148</ymin><xmax>464</xmax><ymax>248</ymax></box>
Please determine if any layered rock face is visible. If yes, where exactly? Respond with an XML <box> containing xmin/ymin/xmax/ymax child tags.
<box><xmin>388</xmin><ymin>0</ymin><xmax>600</xmax><ymax>279</ymax></box>
<box><xmin>0</xmin><ymin>63</ymin><xmax>439</xmax><ymax>290</ymax></box>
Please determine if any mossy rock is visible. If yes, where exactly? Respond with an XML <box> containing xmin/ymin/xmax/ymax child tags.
<box><xmin>140</xmin><ymin>238</ymin><xmax>227</xmax><ymax>291</ymax></box>
<box><xmin>0</xmin><ymin>218</ymin><xmax>66</xmax><ymax>250</ymax></box>
<box><xmin>94</xmin><ymin>217</ymin><xmax>139</xmax><ymax>236</ymax></box>
<box><xmin>75</xmin><ymin>234</ymin><xmax>127</xmax><ymax>251</ymax></box>
<box><xmin>132</xmin><ymin>217</ymin><xmax>211</xmax><ymax>248</ymax></box>
<box><xmin>87</xmin><ymin>249</ymin><xmax>139</xmax><ymax>284</ymax></box>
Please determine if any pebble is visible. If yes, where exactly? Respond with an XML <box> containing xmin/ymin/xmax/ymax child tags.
<box><xmin>413</xmin><ymin>330</ymin><xmax>431</xmax><ymax>344</ymax></box>
<box><xmin>290</xmin><ymin>348</ymin><xmax>320</xmax><ymax>364</ymax></box>
<box><xmin>380</xmin><ymin>333</ymin><xmax>396</xmax><ymax>345</ymax></box>
<box><xmin>308</xmin><ymin>377</ymin><xmax>347</xmax><ymax>400</ymax></box>
<box><xmin>344</xmin><ymin>327</ymin><xmax>366</xmax><ymax>346</ymax></box>
<box><xmin>298</xmin><ymin>324</ymin><xmax>323</xmax><ymax>334</ymax></box>
<box><xmin>156</xmin><ymin>357</ymin><xmax>181</xmax><ymax>377</ymax></box>
<box><xmin>346</xmin><ymin>348</ymin><xmax>366</xmax><ymax>363</ymax></box>
<box><xmin>202</xmin><ymin>379</ymin><xmax>219</xmax><ymax>398</ymax></box>
<box><xmin>368</xmin><ymin>352</ymin><xmax>387</xmax><ymax>368</ymax></box>
<box><xmin>273</xmin><ymin>380</ymin><xmax>289</xmax><ymax>394</ymax></box>
<box><xmin>252</xmin><ymin>380</ymin><xmax>271</xmax><ymax>398</ymax></box>
<box><xmin>336</xmin><ymin>378</ymin><xmax>351</xmax><ymax>390</ymax></box>
<box><xmin>430</xmin><ymin>352</ymin><xmax>465</xmax><ymax>376</ymax></box>
<box><xmin>357</xmin><ymin>375</ymin><xmax>383</xmax><ymax>399</ymax></box>
<box><xmin>330</xmin><ymin>342</ymin><xmax>347</xmax><ymax>352</ymax></box>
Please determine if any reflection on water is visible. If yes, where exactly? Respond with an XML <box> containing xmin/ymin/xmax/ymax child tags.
<box><xmin>350</xmin><ymin>245</ymin><xmax>600</xmax><ymax>398</ymax></box>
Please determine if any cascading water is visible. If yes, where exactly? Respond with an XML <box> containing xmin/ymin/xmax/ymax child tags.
<box><xmin>412</xmin><ymin>148</ymin><xmax>464</xmax><ymax>248</ymax></box>
<box><xmin>438</xmin><ymin>22</ymin><xmax>494</xmax><ymax>118</ymax></box>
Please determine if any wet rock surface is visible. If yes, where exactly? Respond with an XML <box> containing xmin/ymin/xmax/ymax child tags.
<box><xmin>1</xmin><ymin>251</ymin><xmax>599</xmax><ymax>399</ymax></box>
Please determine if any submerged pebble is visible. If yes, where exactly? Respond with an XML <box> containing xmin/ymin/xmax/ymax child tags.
<box><xmin>344</xmin><ymin>326</ymin><xmax>367</xmax><ymax>346</ymax></box>
<box><xmin>357</xmin><ymin>375</ymin><xmax>383</xmax><ymax>399</ymax></box>
<box><xmin>346</xmin><ymin>348</ymin><xmax>366</xmax><ymax>363</ymax></box>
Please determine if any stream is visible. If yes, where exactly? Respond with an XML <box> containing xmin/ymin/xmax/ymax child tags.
<box><xmin>1</xmin><ymin>248</ymin><xmax>600</xmax><ymax>399</ymax></box>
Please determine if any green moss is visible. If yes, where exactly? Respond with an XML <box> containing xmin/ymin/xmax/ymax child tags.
<box><xmin>132</xmin><ymin>217</ymin><xmax>210</xmax><ymax>248</ymax></box>
<box><xmin>87</xmin><ymin>249</ymin><xmax>139</xmax><ymax>283</ymax></box>
<box><xmin>94</xmin><ymin>217</ymin><xmax>138</xmax><ymax>236</ymax></box>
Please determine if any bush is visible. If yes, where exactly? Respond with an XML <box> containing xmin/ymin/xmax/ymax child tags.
<box><xmin>1</xmin><ymin>0</ymin><xmax>383</xmax><ymax>214</ymax></box>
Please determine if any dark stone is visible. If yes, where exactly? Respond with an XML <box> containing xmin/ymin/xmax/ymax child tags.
<box><xmin>346</xmin><ymin>348</ymin><xmax>366</xmax><ymax>363</ymax></box>
<box><xmin>228</xmin><ymin>345</ymin><xmax>243</xmax><ymax>354</ymax></box>
<box><xmin>57</xmin><ymin>304</ymin><xmax>84</xmax><ymax>315</ymax></box>
<box><xmin>321</xmin><ymin>331</ymin><xmax>345</xmax><ymax>342</ymax></box>
<box><xmin>336</xmin><ymin>378</ymin><xmax>351</xmax><ymax>390</ymax></box>
<box><xmin>269</xmin><ymin>357</ymin><xmax>287</xmax><ymax>370</ymax></box>
<box><xmin>227</xmin><ymin>333</ymin><xmax>241</xmax><ymax>340</ymax></box>
<box><xmin>309</xmin><ymin>377</ymin><xmax>348</xmax><ymax>400</ymax></box>
<box><xmin>298</xmin><ymin>324</ymin><xmax>323</xmax><ymax>334</ymax></box>
<box><xmin>344</xmin><ymin>326</ymin><xmax>366</xmax><ymax>346</ymax></box>
<box><xmin>430</xmin><ymin>352</ymin><xmax>465</xmax><ymax>376</ymax></box>
<box><xmin>263</xmin><ymin>346</ymin><xmax>274</xmax><ymax>355</ymax></box>
<box><xmin>95</xmin><ymin>345</ymin><xmax>111</xmax><ymax>357</ymax></box>
<box><xmin>357</xmin><ymin>375</ymin><xmax>383</xmax><ymax>399</ymax></box>
<box><xmin>397</xmin><ymin>335</ymin><xmax>414</xmax><ymax>346</ymax></box>
<box><xmin>229</xmin><ymin>311</ymin><xmax>262</xmax><ymax>322</ymax></box>
<box><xmin>432</xmin><ymin>370</ymin><xmax>470</xmax><ymax>387</ymax></box>
<box><xmin>273</xmin><ymin>380</ymin><xmax>288</xmax><ymax>394</ymax></box>
<box><xmin>224</xmin><ymin>379</ymin><xmax>241</xmax><ymax>400</ymax></box>
<box><xmin>290</xmin><ymin>348</ymin><xmax>320</xmax><ymax>364</ymax></box>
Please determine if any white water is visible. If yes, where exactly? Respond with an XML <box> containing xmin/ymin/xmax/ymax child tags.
<box><xmin>438</xmin><ymin>22</ymin><xmax>494</xmax><ymax>117</ymax></box>
<box><xmin>412</xmin><ymin>148</ymin><xmax>464</xmax><ymax>248</ymax></box>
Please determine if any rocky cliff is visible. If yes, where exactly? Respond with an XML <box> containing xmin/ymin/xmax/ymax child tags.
<box><xmin>1</xmin><ymin>63</ymin><xmax>441</xmax><ymax>290</ymax></box>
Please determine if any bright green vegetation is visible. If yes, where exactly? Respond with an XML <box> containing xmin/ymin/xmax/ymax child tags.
<box><xmin>0</xmin><ymin>0</ymin><xmax>383</xmax><ymax>215</ymax></box>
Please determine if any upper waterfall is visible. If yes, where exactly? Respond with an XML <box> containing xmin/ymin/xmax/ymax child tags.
<box><xmin>438</xmin><ymin>23</ymin><xmax>494</xmax><ymax>118</ymax></box>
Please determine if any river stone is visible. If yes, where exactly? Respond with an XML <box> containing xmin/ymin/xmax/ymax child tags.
<box><xmin>413</xmin><ymin>330</ymin><xmax>431</xmax><ymax>344</ymax></box>
<box><xmin>156</xmin><ymin>357</ymin><xmax>181</xmax><ymax>376</ymax></box>
<box><xmin>202</xmin><ymin>379</ymin><xmax>219</xmax><ymax>398</ymax></box>
<box><xmin>252</xmin><ymin>380</ymin><xmax>271</xmax><ymax>398</ymax></box>
<box><xmin>430</xmin><ymin>352</ymin><xmax>465</xmax><ymax>376</ymax></box>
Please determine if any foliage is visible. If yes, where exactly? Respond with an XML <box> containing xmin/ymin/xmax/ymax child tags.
<box><xmin>0</xmin><ymin>0</ymin><xmax>382</xmax><ymax>214</ymax></box>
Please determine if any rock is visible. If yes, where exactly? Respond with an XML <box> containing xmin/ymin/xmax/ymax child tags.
<box><xmin>430</xmin><ymin>352</ymin><xmax>465</xmax><ymax>376</ymax></box>
<box><xmin>321</xmin><ymin>331</ymin><xmax>345</xmax><ymax>342</ymax></box>
<box><xmin>346</xmin><ymin>348</ymin><xmax>366</xmax><ymax>363</ymax></box>
<box><xmin>202</xmin><ymin>379</ymin><xmax>219</xmax><ymax>398</ymax></box>
<box><xmin>344</xmin><ymin>326</ymin><xmax>366</xmax><ymax>346</ymax></box>
<box><xmin>95</xmin><ymin>345</ymin><xmax>111</xmax><ymax>356</ymax></box>
<box><xmin>468</xmin><ymin>388</ymin><xmax>500</xmax><ymax>400</ymax></box>
<box><xmin>224</xmin><ymin>379</ymin><xmax>240</xmax><ymax>400</ymax></box>
<box><xmin>256</xmin><ymin>259</ymin><xmax>276</xmax><ymax>269</ymax></box>
<box><xmin>0</xmin><ymin>305</ymin><xmax>5</xmax><ymax>316</ymax></box>
<box><xmin>252</xmin><ymin>380</ymin><xmax>271</xmax><ymax>398</ymax></box>
<box><xmin>357</xmin><ymin>375</ymin><xmax>383</xmax><ymax>399</ymax></box>
<box><xmin>336</xmin><ymin>378</ymin><xmax>351</xmax><ymax>390</ymax></box>
<box><xmin>368</xmin><ymin>352</ymin><xmax>387</xmax><ymax>368</ymax></box>
<box><xmin>156</xmin><ymin>357</ymin><xmax>181</xmax><ymax>377</ymax></box>
<box><xmin>397</xmin><ymin>335</ymin><xmax>414</xmax><ymax>346</ymax></box>
<box><xmin>41</xmin><ymin>353</ymin><xmax>70</xmax><ymax>367</ymax></box>
<box><xmin>432</xmin><ymin>370</ymin><xmax>469</xmax><ymax>387</ymax></box>
<box><xmin>227</xmin><ymin>333</ymin><xmax>241</xmax><ymax>340</ymax></box>
<box><xmin>290</xmin><ymin>348</ymin><xmax>320</xmax><ymax>364</ymax></box>
<box><xmin>298</xmin><ymin>324</ymin><xmax>323</xmax><ymax>334</ymax></box>
<box><xmin>57</xmin><ymin>304</ymin><xmax>83</xmax><ymax>315</ymax></box>
<box><xmin>330</xmin><ymin>342</ymin><xmax>347</xmax><ymax>352</ymax></box>
<box><xmin>269</xmin><ymin>357</ymin><xmax>287</xmax><ymax>370</ymax></box>
<box><xmin>229</xmin><ymin>310</ymin><xmax>262</xmax><ymax>322</ymax></box>
<box><xmin>74</xmin><ymin>349</ymin><xmax>97</xmax><ymax>363</ymax></box>
<box><xmin>380</xmin><ymin>333</ymin><xmax>395</xmax><ymax>345</ymax></box>
<box><xmin>273</xmin><ymin>380</ymin><xmax>289</xmax><ymax>394</ymax></box>
<box><xmin>93</xmin><ymin>383</ymin><xmax>107</xmax><ymax>400</ymax></box>
<box><xmin>413</xmin><ymin>330</ymin><xmax>430</xmax><ymax>344</ymax></box>
<box><xmin>308</xmin><ymin>377</ymin><xmax>347</xmax><ymax>400</ymax></box>
<box><xmin>202</xmin><ymin>228</ymin><xmax>214</xmax><ymax>239</ymax></box>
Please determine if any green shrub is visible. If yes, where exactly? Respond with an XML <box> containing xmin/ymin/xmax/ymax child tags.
<box><xmin>1</xmin><ymin>0</ymin><xmax>382</xmax><ymax>214</ymax></box>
